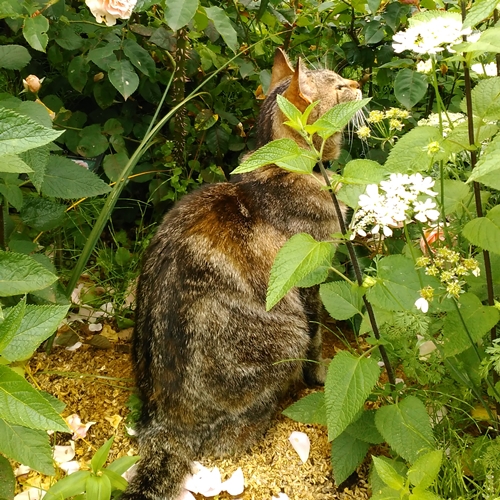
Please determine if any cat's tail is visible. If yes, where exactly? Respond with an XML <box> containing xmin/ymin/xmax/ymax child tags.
<box><xmin>120</xmin><ymin>444</ymin><xmax>191</xmax><ymax>500</ymax></box>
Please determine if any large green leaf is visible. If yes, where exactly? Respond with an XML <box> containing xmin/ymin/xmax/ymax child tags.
<box><xmin>463</xmin><ymin>77</ymin><xmax>500</xmax><ymax>122</ymax></box>
<box><xmin>394</xmin><ymin>69</ymin><xmax>428</xmax><ymax>109</ymax></box>
<box><xmin>325</xmin><ymin>351</ymin><xmax>380</xmax><ymax>441</ymax></box>
<box><xmin>345</xmin><ymin>409</ymin><xmax>384</xmax><ymax>444</ymax></box>
<box><xmin>442</xmin><ymin>293</ymin><xmax>499</xmax><ymax>357</ymax></box>
<box><xmin>41</xmin><ymin>156</ymin><xmax>112</xmax><ymax>199</ymax></box>
<box><xmin>320</xmin><ymin>281</ymin><xmax>364</xmax><ymax>320</ymax></box>
<box><xmin>267</xmin><ymin>233</ymin><xmax>333</xmax><ymax>310</ymax></box>
<box><xmin>435</xmin><ymin>179</ymin><xmax>470</xmax><ymax>215</ymax></box>
<box><xmin>0</xmin><ymin>297</ymin><xmax>25</xmax><ymax>354</ymax></box>
<box><xmin>205</xmin><ymin>6</ymin><xmax>238</xmax><ymax>53</ymax></box>
<box><xmin>0</xmin><ymin>365</ymin><xmax>68</xmax><ymax>432</ymax></box>
<box><xmin>331</xmin><ymin>431</ymin><xmax>369</xmax><ymax>485</ymax></box>
<box><xmin>22</xmin><ymin>144</ymin><xmax>51</xmax><ymax>191</ymax></box>
<box><xmin>462</xmin><ymin>204</ymin><xmax>500</xmax><ymax>254</ymax></box>
<box><xmin>22</xmin><ymin>15</ymin><xmax>49</xmax><ymax>52</ymax></box>
<box><xmin>341</xmin><ymin>159</ymin><xmax>388</xmax><ymax>185</ymax></box>
<box><xmin>165</xmin><ymin>0</ymin><xmax>199</xmax><ymax>31</ymax></box>
<box><xmin>123</xmin><ymin>39</ymin><xmax>156</xmax><ymax>78</ymax></box>
<box><xmin>108</xmin><ymin>60</ymin><xmax>139</xmax><ymax>101</ymax></box>
<box><xmin>0</xmin><ymin>44</ymin><xmax>31</xmax><ymax>70</ymax></box>
<box><xmin>282</xmin><ymin>392</ymin><xmax>326</xmax><ymax>426</ymax></box>
<box><xmin>463</xmin><ymin>0</ymin><xmax>499</xmax><ymax>29</ymax></box>
<box><xmin>20</xmin><ymin>197</ymin><xmax>66</xmax><ymax>231</ymax></box>
<box><xmin>0</xmin><ymin>418</ymin><xmax>54</xmax><ymax>475</ymax></box>
<box><xmin>0</xmin><ymin>251</ymin><xmax>57</xmax><ymax>297</ymax></box>
<box><xmin>375</xmin><ymin>396</ymin><xmax>434</xmax><ymax>463</ymax></box>
<box><xmin>1</xmin><ymin>304</ymin><xmax>70</xmax><ymax>361</ymax></box>
<box><xmin>467</xmin><ymin>135</ymin><xmax>500</xmax><ymax>190</ymax></box>
<box><xmin>0</xmin><ymin>108</ymin><xmax>62</xmax><ymax>156</ymax></box>
<box><xmin>0</xmin><ymin>154</ymin><xmax>33</xmax><ymax>174</ymax></box>
<box><xmin>232</xmin><ymin>139</ymin><xmax>316</xmax><ymax>175</ymax></box>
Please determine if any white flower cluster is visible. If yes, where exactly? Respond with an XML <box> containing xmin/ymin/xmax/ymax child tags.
<box><xmin>417</xmin><ymin>112</ymin><xmax>466</xmax><ymax>137</ymax></box>
<box><xmin>351</xmin><ymin>173</ymin><xmax>440</xmax><ymax>239</ymax></box>
<box><xmin>392</xmin><ymin>14</ymin><xmax>471</xmax><ymax>54</ymax></box>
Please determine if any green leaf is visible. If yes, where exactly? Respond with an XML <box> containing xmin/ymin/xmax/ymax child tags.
<box><xmin>86</xmin><ymin>473</ymin><xmax>112</xmax><ymax>500</ymax></box>
<box><xmin>367</xmin><ymin>255</ymin><xmax>437</xmax><ymax>312</ymax></box>
<box><xmin>409</xmin><ymin>490</ymin><xmax>442</xmax><ymax>500</ymax></box>
<box><xmin>0</xmin><ymin>251</ymin><xmax>57</xmax><ymax>297</ymax></box>
<box><xmin>0</xmin><ymin>454</ymin><xmax>15</xmax><ymax>500</ymax></box>
<box><xmin>0</xmin><ymin>183</ymin><xmax>23</xmax><ymax>211</ymax></box>
<box><xmin>463</xmin><ymin>77</ymin><xmax>500</xmax><ymax>122</ymax></box>
<box><xmin>371</xmin><ymin>487</ymin><xmax>401</xmax><ymax>500</ymax></box>
<box><xmin>341</xmin><ymin>159</ymin><xmax>388</xmax><ymax>185</ymax></box>
<box><xmin>205</xmin><ymin>6</ymin><xmax>239</xmax><ymax>53</ymax></box>
<box><xmin>345</xmin><ymin>409</ymin><xmax>384</xmax><ymax>444</ymax></box>
<box><xmin>77</xmin><ymin>124</ymin><xmax>109</xmax><ymax>158</ymax></box>
<box><xmin>462</xmin><ymin>205</ymin><xmax>500</xmax><ymax>254</ymax></box>
<box><xmin>277</xmin><ymin>94</ymin><xmax>307</xmax><ymax>130</ymax></box>
<box><xmin>101</xmin><ymin>468</ymin><xmax>128</xmax><ymax>491</ymax></box>
<box><xmin>384</xmin><ymin>127</ymin><xmax>445</xmax><ymax>173</ymax></box>
<box><xmin>123</xmin><ymin>39</ymin><xmax>156</xmax><ymax>78</ymax></box>
<box><xmin>0</xmin><ymin>365</ymin><xmax>68</xmax><ymax>432</ymax></box>
<box><xmin>0</xmin><ymin>154</ymin><xmax>33</xmax><ymax>174</ymax></box>
<box><xmin>41</xmin><ymin>156</ymin><xmax>111</xmax><ymax>199</ymax></box>
<box><xmin>325</xmin><ymin>351</ymin><xmax>380</xmax><ymax>441</ymax></box>
<box><xmin>467</xmin><ymin>136</ymin><xmax>500</xmax><ymax>190</ymax></box>
<box><xmin>88</xmin><ymin>43</ymin><xmax>119</xmax><ymax>72</ymax></box>
<box><xmin>54</xmin><ymin>26</ymin><xmax>84</xmax><ymax>51</ymax></box>
<box><xmin>314</xmin><ymin>98</ymin><xmax>371</xmax><ymax>140</ymax></box>
<box><xmin>21</xmin><ymin>145</ymin><xmax>51</xmax><ymax>191</ymax></box>
<box><xmin>23</xmin><ymin>15</ymin><xmax>49</xmax><ymax>52</ymax></box>
<box><xmin>371</xmin><ymin>457</ymin><xmax>408</xmax><ymax>497</ymax></box>
<box><xmin>442</xmin><ymin>293</ymin><xmax>499</xmax><ymax>357</ymax></box>
<box><xmin>1</xmin><ymin>304</ymin><xmax>70</xmax><ymax>362</ymax></box>
<box><xmin>434</xmin><ymin>180</ymin><xmax>470</xmax><ymax>215</ymax></box>
<box><xmin>266</xmin><ymin>233</ymin><xmax>333</xmax><ymax>310</ymax></box>
<box><xmin>0</xmin><ymin>418</ymin><xmax>54</xmax><ymax>475</ymax></box>
<box><xmin>0</xmin><ymin>107</ymin><xmax>63</xmax><ymax>156</ymax></box>
<box><xmin>372</xmin><ymin>456</ymin><xmax>405</xmax><ymax>491</ymax></box>
<box><xmin>165</xmin><ymin>0</ymin><xmax>199</xmax><ymax>31</ymax></box>
<box><xmin>463</xmin><ymin>0</ymin><xmax>499</xmax><ymax>29</ymax></box>
<box><xmin>44</xmin><ymin>470</ymin><xmax>91</xmax><ymax>500</ymax></box>
<box><xmin>408</xmin><ymin>450</ymin><xmax>443</xmax><ymax>489</ymax></box>
<box><xmin>282</xmin><ymin>392</ymin><xmax>326</xmax><ymax>426</ymax></box>
<box><xmin>20</xmin><ymin>197</ymin><xmax>66</xmax><ymax>231</ymax></box>
<box><xmin>320</xmin><ymin>281</ymin><xmax>364</xmax><ymax>320</ymax></box>
<box><xmin>375</xmin><ymin>396</ymin><xmax>434</xmax><ymax>463</ymax></box>
<box><xmin>232</xmin><ymin>139</ymin><xmax>316</xmax><ymax>175</ymax></box>
<box><xmin>103</xmin><ymin>152</ymin><xmax>129</xmax><ymax>182</ymax></box>
<box><xmin>331</xmin><ymin>431</ymin><xmax>369</xmax><ymax>485</ymax></box>
<box><xmin>108</xmin><ymin>60</ymin><xmax>139</xmax><ymax>101</ymax></box>
<box><xmin>0</xmin><ymin>297</ymin><xmax>25</xmax><ymax>354</ymax></box>
<box><xmin>67</xmin><ymin>55</ymin><xmax>89</xmax><ymax>93</ymax></box>
<box><xmin>106</xmin><ymin>455</ymin><xmax>140</xmax><ymax>475</ymax></box>
<box><xmin>0</xmin><ymin>45</ymin><xmax>31</xmax><ymax>70</ymax></box>
<box><xmin>394</xmin><ymin>69</ymin><xmax>428</xmax><ymax>109</ymax></box>
<box><xmin>91</xmin><ymin>436</ymin><xmax>114</xmax><ymax>473</ymax></box>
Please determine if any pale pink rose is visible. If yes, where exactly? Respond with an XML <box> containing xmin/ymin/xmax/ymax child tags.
<box><xmin>85</xmin><ymin>0</ymin><xmax>137</xmax><ymax>26</ymax></box>
<box><xmin>419</xmin><ymin>225</ymin><xmax>445</xmax><ymax>254</ymax></box>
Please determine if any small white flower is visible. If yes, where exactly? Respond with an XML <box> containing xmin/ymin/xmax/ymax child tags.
<box><xmin>415</xmin><ymin>297</ymin><xmax>429</xmax><ymax>313</ymax></box>
<box><xmin>471</xmin><ymin>62</ymin><xmax>498</xmax><ymax>77</ymax></box>
<box><xmin>416</xmin><ymin>59</ymin><xmax>433</xmax><ymax>74</ymax></box>
<box><xmin>413</xmin><ymin>199</ymin><xmax>440</xmax><ymax>223</ymax></box>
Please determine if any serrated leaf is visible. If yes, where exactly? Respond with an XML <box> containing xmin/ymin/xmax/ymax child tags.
<box><xmin>0</xmin><ymin>418</ymin><xmax>54</xmax><ymax>475</ymax></box>
<box><xmin>371</xmin><ymin>456</ymin><xmax>408</xmax><ymax>496</ymax></box>
<box><xmin>108</xmin><ymin>60</ymin><xmax>139</xmax><ymax>101</ymax></box>
<box><xmin>267</xmin><ymin>234</ymin><xmax>333</xmax><ymax>310</ymax></box>
<box><xmin>67</xmin><ymin>55</ymin><xmax>89</xmax><ymax>93</ymax></box>
<box><xmin>467</xmin><ymin>136</ymin><xmax>500</xmax><ymax>190</ymax></box>
<box><xmin>394</xmin><ymin>69</ymin><xmax>428</xmax><ymax>109</ymax></box>
<box><xmin>434</xmin><ymin>179</ymin><xmax>470</xmax><ymax>215</ymax></box>
<box><xmin>0</xmin><ymin>453</ymin><xmax>15</xmax><ymax>499</ymax></box>
<box><xmin>0</xmin><ymin>44</ymin><xmax>31</xmax><ymax>70</ymax></box>
<box><xmin>320</xmin><ymin>281</ymin><xmax>364</xmax><ymax>320</ymax></box>
<box><xmin>165</xmin><ymin>0</ymin><xmax>199</xmax><ymax>31</ymax></box>
<box><xmin>21</xmin><ymin>144</ymin><xmax>51</xmax><ymax>192</ymax></box>
<box><xmin>41</xmin><ymin>156</ymin><xmax>111</xmax><ymax>199</ymax></box>
<box><xmin>0</xmin><ymin>251</ymin><xmax>57</xmax><ymax>297</ymax></box>
<box><xmin>345</xmin><ymin>409</ymin><xmax>384</xmax><ymax>444</ymax></box>
<box><xmin>205</xmin><ymin>6</ymin><xmax>238</xmax><ymax>53</ymax></box>
<box><xmin>375</xmin><ymin>396</ymin><xmax>434</xmax><ymax>463</ymax></box>
<box><xmin>385</xmin><ymin>126</ymin><xmax>445</xmax><ymax>173</ymax></box>
<box><xmin>0</xmin><ymin>154</ymin><xmax>33</xmax><ymax>174</ymax></box>
<box><xmin>0</xmin><ymin>183</ymin><xmax>22</xmax><ymax>211</ymax></box>
<box><xmin>232</xmin><ymin>139</ymin><xmax>316</xmax><ymax>174</ymax></box>
<box><xmin>282</xmin><ymin>392</ymin><xmax>326</xmax><ymax>426</ymax></box>
<box><xmin>372</xmin><ymin>456</ymin><xmax>405</xmax><ymax>491</ymax></box>
<box><xmin>23</xmin><ymin>15</ymin><xmax>49</xmax><ymax>52</ymax></box>
<box><xmin>463</xmin><ymin>0</ymin><xmax>499</xmax><ymax>29</ymax></box>
<box><xmin>341</xmin><ymin>159</ymin><xmax>388</xmax><ymax>184</ymax></box>
<box><xmin>44</xmin><ymin>470</ymin><xmax>91</xmax><ymax>500</ymax></box>
<box><xmin>408</xmin><ymin>450</ymin><xmax>442</xmax><ymax>489</ymax></box>
<box><xmin>442</xmin><ymin>293</ymin><xmax>499</xmax><ymax>357</ymax></box>
<box><xmin>0</xmin><ymin>108</ymin><xmax>62</xmax><ymax>156</ymax></box>
<box><xmin>325</xmin><ymin>351</ymin><xmax>380</xmax><ymax>441</ymax></box>
<box><xmin>0</xmin><ymin>365</ymin><xmax>68</xmax><ymax>432</ymax></box>
<box><xmin>331</xmin><ymin>431</ymin><xmax>369</xmax><ymax>485</ymax></box>
<box><xmin>123</xmin><ymin>39</ymin><xmax>156</xmax><ymax>78</ymax></box>
<box><xmin>1</xmin><ymin>304</ymin><xmax>70</xmax><ymax>362</ymax></box>
<box><xmin>315</xmin><ymin>98</ymin><xmax>371</xmax><ymax>139</ymax></box>
<box><xmin>0</xmin><ymin>297</ymin><xmax>25</xmax><ymax>354</ymax></box>
<box><xmin>463</xmin><ymin>77</ymin><xmax>500</xmax><ymax>122</ymax></box>
<box><xmin>462</xmin><ymin>204</ymin><xmax>500</xmax><ymax>254</ymax></box>
<box><xmin>20</xmin><ymin>197</ymin><xmax>66</xmax><ymax>231</ymax></box>
<box><xmin>277</xmin><ymin>94</ymin><xmax>303</xmax><ymax>127</ymax></box>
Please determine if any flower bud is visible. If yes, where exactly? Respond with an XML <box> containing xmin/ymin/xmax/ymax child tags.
<box><xmin>23</xmin><ymin>75</ymin><xmax>43</xmax><ymax>94</ymax></box>
<box><xmin>94</xmin><ymin>72</ymin><xmax>105</xmax><ymax>82</ymax></box>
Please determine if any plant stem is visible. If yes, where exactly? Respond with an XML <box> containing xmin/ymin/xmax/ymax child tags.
<box><xmin>317</xmin><ymin>160</ymin><xmax>396</xmax><ymax>389</ymax></box>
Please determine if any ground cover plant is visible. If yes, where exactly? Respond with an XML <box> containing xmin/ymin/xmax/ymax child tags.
<box><xmin>1</xmin><ymin>0</ymin><xmax>500</xmax><ymax>498</ymax></box>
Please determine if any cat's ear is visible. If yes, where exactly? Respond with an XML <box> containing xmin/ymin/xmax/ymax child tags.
<box><xmin>269</xmin><ymin>48</ymin><xmax>295</xmax><ymax>92</ymax></box>
<box><xmin>283</xmin><ymin>58</ymin><xmax>313</xmax><ymax>112</ymax></box>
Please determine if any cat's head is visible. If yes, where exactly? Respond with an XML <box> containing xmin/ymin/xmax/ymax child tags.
<box><xmin>258</xmin><ymin>49</ymin><xmax>363</xmax><ymax>161</ymax></box>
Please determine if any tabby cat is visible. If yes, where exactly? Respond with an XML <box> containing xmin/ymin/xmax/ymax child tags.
<box><xmin>122</xmin><ymin>49</ymin><xmax>361</xmax><ymax>500</ymax></box>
